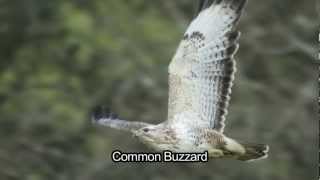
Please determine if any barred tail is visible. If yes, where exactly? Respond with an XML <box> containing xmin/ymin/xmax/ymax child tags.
<box><xmin>237</xmin><ymin>142</ymin><xmax>269</xmax><ymax>162</ymax></box>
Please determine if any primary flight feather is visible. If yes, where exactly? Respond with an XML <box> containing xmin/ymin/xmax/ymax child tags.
<box><xmin>93</xmin><ymin>0</ymin><xmax>269</xmax><ymax>161</ymax></box>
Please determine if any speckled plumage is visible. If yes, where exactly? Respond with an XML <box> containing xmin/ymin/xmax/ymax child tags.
<box><xmin>93</xmin><ymin>0</ymin><xmax>269</xmax><ymax>161</ymax></box>
<box><xmin>168</xmin><ymin>0</ymin><xmax>242</xmax><ymax>132</ymax></box>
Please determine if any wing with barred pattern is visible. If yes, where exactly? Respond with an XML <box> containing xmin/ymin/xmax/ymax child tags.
<box><xmin>167</xmin><ymin>0</ymin><xmax>246</xmax><ymax>132</ymax></box>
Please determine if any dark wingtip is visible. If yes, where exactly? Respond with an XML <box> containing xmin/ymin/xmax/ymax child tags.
<box><xmin>196</xmin><ymin>0</ymin><xmax>247</xmax><ymax>16</ymax></box>
<box><xmin>233</xmin><ymin>0</ymin><xmax>248</xmax><ymax>13</ymax></box>
<box><xmin>196</xmin><ymin>0</ymin><xmax>215</xmax><ymax>15</ymax></box>
<box><xmin>91</xmin><ymin>106</ymin><xmax>118</xmax><ymax>123</ymax></box>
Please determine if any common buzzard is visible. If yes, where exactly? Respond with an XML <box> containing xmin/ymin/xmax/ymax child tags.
<box><xmin>93</xmin><ymin>0</ymin><xmax>269</xmax><ymax>161</ymax></box>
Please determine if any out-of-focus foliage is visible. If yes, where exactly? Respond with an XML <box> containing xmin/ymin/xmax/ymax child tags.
<box><xmin>0</xmin><ymin>0</ymin><xmax>317</xmax><ymax>179</ymax></box>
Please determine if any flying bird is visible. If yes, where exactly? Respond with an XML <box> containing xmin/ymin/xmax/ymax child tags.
<box><xmin>93</xmin><ymin>0</ymin><xmax>269</xmax><ymax>161</ymax></box>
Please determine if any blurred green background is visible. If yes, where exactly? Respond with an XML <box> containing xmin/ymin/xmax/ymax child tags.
<box><xmin>0</xmin><ymin>0</ymin><xmax>317</xmax><ymax>179</ymax></box>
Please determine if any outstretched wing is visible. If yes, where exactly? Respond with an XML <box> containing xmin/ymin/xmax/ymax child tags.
<box><xmin>92</xmin><ymin>106</ymin><xmax>150</xmax><ymax>132</ymax></box>
<box><xmin>167</xmin><ymin>0</ymin><xmax>246</xmax><ymax>132</ymax></box>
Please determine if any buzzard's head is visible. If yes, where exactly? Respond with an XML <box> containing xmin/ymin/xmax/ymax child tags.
<box><xmin>133</xmin><ymin>125</ymin><xmax>176</xmax><ymax>150</ymax></box>
<box><xmin>134</xmin><ymin>125</ymin><xmax>161</xmax><ymax>143</ymax></box>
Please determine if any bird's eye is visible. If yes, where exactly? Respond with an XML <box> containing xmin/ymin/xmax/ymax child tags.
<box><xmin>142</xmin><ymin>128</ymin><xmax>149</xmax><ymax>133</ymax></box>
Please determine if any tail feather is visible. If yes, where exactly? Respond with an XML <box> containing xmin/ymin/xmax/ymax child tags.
<box><xmin>237</xmin><ymin>142</ymin><xmax>269</xmax><ymax>162</ymax></box>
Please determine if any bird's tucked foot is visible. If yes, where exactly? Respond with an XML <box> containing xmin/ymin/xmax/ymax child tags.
<box><xmin>208</xmin><ymin>149</ymin><xmax>224</xmax><ymax>158</ymax></box>
<box><xmin>221</xmin><ymin>149</ymin><xmax>234</xmax><ymax>157</ymax></box>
